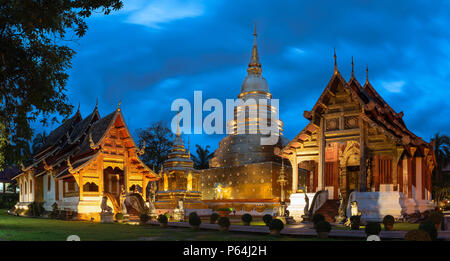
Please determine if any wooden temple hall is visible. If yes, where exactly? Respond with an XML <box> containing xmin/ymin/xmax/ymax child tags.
<box><xmin>13</xmin><ymin>103</ymin><xmax>159</xmax><ymax>221</ymax></box>
<box><xmin>280</xmin><ymin>54</ymin><xmax>436</xmax><ymax>210</ymax></box>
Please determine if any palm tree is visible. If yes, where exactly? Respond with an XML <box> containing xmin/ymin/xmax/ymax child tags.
<box><xmin>431</xmin><ymin>133</ymin><xmax>450</xmax><ymax>184</ymax></box>
<box><xmin>192</xmin><ymin>144</ymin><xmax>214</xmax><ymax>169</ymax></box>
<box><xmin>32</xmin><ymin>131</ymin><xmax>47</xmax><ymax>154</ymax></box>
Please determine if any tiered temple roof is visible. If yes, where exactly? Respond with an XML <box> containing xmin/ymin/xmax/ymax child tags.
<box><xmin>283</xmin><ymin>58</ymin><xmax>432</xmax><ymax>155</ymax></box>
<box><xmin>17</xmin><ymin>104</ymin><xmax>156</xmax><ymax>181</ymax></box>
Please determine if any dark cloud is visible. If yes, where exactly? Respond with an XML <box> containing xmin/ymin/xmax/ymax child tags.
<box><xmin>33</xmin><ymin>0</ymin><xmax>450</xmax><ymax>152</ymax></box>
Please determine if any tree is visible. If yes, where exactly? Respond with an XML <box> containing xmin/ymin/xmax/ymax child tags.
<box><xmin>31</xmin><ymin>131</ymin><xmax>47</xmax><ymax>154</ymax></box>
<box><xmin>191</xmin><ymin>144</ymin><xmax>214</xmax><ymax>169</ymax></box>
<box><xmin>431</xmin><ymin>132</ymin><xmax>450</xmax><ymax>184</ymax></box>
<box><xmin>136</xmin><ymin>121</ymin><xmax>174</xmax><ymax>172</ymax></box>
<box><xmin>0</xmin><ymin>0</ymin><xmax>123</xmax><ymax>169</ymax></box>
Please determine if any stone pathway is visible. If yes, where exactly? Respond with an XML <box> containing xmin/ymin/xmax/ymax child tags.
<box><xmin>148</xmin><ymin>221</ymin><xmax>450</xmax><ymax>240</ymax></box>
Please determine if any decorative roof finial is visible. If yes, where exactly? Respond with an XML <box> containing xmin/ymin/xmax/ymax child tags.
<box><xmin>366</xmin><ymin>64</ymin><xmax>369</xmax><ymax>83</ymax></box>
<box><xmin>137</xmin><ymin>141</ymin><xmax>146</xmax><ymax>156</ymax></box>
<box><xmin>95</xmin><ymin>97</ymin><xmax>98</xmax><ymax>109</ymax></box>
<box><xmin>351</xmin><ymin>56</ymin><xmax>355</xmax><ymax>79</ymax></box>
<box><xmin>247</xmin><ymin>22</ymin><xmax>262</xmax><ymax>76</ymax></box>
<box><xmin>67</xmin><ymin>156</ymin><xmax>74</xmax><ymax>174</ymax></box>
<box><xmin>118</xmin><ymin>99</ymin><xmax>121</xmax><ymax>111</ymax></box>
<box><xmin>334</xmin><ymin>48</ymin><xmax>338</xmax><ymax>74</ymax></box>
<box><xmin>76</xmin><ymin>102</ymin><xmax>80</xmax><ymax>114</ymax></box>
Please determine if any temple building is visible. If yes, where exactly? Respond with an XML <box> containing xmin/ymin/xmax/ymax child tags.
<box><xmin>0</xmin><ymin>167</ymin><xmax>19</xmax><ymax>194</ymax></box>
<box><xmin>155</xmin><ymin>118</ymin><xmax>210</xmax><ymax>216</ymax></box>
<box><xmin>13</xmin><ymin>103</ymin><xmax>159</xmax><ymax>221</ymax></box>
<box><xmin>280</xmin><ymin>54</ymin><xmax>436</xmax><ymax>221</ymax></box>
<box><xmin>199</xmin><ymin>27</ymin><xmax>295</xmax><ymax>215</ymax></box>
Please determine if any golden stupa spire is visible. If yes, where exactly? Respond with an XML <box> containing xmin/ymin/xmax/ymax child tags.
<box><xmin>176</xmin><ymin>107</ymin><xmax>181</xmax><ymax>137</ymax></box>
<box><xmin>247</xmin><ymin>21</ymin><xmax>262</xmax><ymax>75</ymax></box>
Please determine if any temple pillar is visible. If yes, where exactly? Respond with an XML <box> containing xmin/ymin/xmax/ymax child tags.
<box><xmin>19</xmin><ymin>179</ymin><xmax>22</xmax><ymax>202</ymax></box>
<box><xmin>393</xmin><ymin>147</ymin><xmax>404</xmax><ymax>191</ymax></box>
<box><xmin>373</xmin><ymin>155</ymin><xmax>380</xmax><ymax>191</ymax></box>
<box><xmin>422</xmin><ymin>157</ymin><xmax>426</xmax><ymax>200</ymax></box>
<box><xmin>402</xmin><ymin>157</ymin><xmax>409</xmax><ymax>196</ymax></box>
<box><xmin>290</xmin><ymin>154</ymin><xmax>298</xmax><ymax>193</ymax></box>
<box><xmin>359</xmin><ymin>120</ymin><xmax>367</xmax><ymax>191</ymax></box>
<box><xmin>407</xmin><ymin>157</ymin><xmax>413</xmax><ymax>198</ymax></box>
<box><xmin>318</xmin><ymin>117</ymin><xmax>325</xmax><ymax>190</ymax></box>
<box><xmin>415</xmin><ymin>157</ymin><xmax>423</xmax><ymax>201</ymax></box>
<box><xmin>79</xmin><ymin>173</ymin><xmax>83</xmax><ymax>201</ymax></box>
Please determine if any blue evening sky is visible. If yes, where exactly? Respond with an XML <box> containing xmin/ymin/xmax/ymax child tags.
<box><xmin>33</xmin><ymin>0</ymin><xmax>450</xmax><ymax>152</ymax></box>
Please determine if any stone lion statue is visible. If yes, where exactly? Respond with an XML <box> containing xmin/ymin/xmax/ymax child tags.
<box><xmin>101</xmin><ymin>196</ymin><xmax>113</xmax><ymax>214</ymax></box>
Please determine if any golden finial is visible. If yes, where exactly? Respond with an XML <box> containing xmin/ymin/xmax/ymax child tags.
<box><xmin>43</xmin><ymin>159</ymin><xmax>52</xmax><ymax>171</ymax></box>
<box><xmin>366</xmin><ymin>64</ymin><xmax>369</xmax><ymax>83</ymax></box>
<box><xmin>137</xmin><ymin>140</ymin><xmax>146</xmax><ymax>156</ymax></box>
<box><xmin>351</xmin><ymin>56</ymin><xmax>354</xmax><ymax>79</ymax></box>
<box><xmin>248</xmin><ymin>22</ymin><xmax>262</xmax><ymax>75</ymax></box>
<box><xmin>95</xmin><ymin>97</ymin><xmax>98</xmax><ymax>109</ymax></box>
<box><xmin>118</xmin><ymin>99</ymin><xmax>121</xmax><ymax>111</ymax></box>
<box><xmin>89</xmin><ymin>132</ymin><xmax>99</xmax><ymax>150</ymax></box>
<box><xmin>334</xmin><ymin>48</ymin><xmax>338</xmax><ymax>74</ymax></box>
<box><xmin>67</xmin><ymin>156</ymin><xmax>75</xmax><ymax>174</ymax></box>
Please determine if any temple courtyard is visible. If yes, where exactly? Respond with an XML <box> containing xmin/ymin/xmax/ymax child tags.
<box><xmin>2</xmin><ymin>209</ymin><xmax>448</xmax><ymax>241</ymax></box>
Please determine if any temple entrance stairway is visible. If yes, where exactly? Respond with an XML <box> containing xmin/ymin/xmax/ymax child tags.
<box><xmin>314</xmin><ymin>200</ymin><xmax>340</xmax><ymax>223</ymax></box>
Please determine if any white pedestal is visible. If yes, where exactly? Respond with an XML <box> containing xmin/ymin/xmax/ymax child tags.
<box><xmin>347</xmin><ymin>191</ymin><xmax>404</xmax><ymax>222</ymax></box>
<box><xmin>286</xmin><ymin>193</ymin><xmax>316</xmax><ymax>221</ymax></box>
<box><xmin>347</xmin><ymin>191</ymin><xmax>434</xmax><ymax>222</ymax></box>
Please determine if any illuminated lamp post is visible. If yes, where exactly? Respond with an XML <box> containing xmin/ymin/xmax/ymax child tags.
<box><xmin>277</xmin><ymin>160</ymin><xmax>287</xmax><ymax>218</ymax></box>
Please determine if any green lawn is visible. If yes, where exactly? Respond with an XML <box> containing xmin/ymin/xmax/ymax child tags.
<box><xmin>332</xmin><ymin>223</ymin><xmax>419</xmax><ymax>231</ymax></box>
<box><xmin>0</xmin><ymin>210</ymin><xmax>351</xmax><ymax>241</ymax></box>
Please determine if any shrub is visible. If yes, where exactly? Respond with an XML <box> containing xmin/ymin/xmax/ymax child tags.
<box><xmin>382</xmin><ymin>215</ymin><xmax>395</xmax><ymax>230</ymax></box>
<box><xmin>350</xmin><ymin>215</ymin><xmax>361</xmax><ymax>230</ymax></box>
<box><xmin>216</xmin><ymin>207</ymin><xmax>233</xmax><ymax>212</ymax></box>
<box><xmin>365</xmin><ymin>222</ymin><xmax>382</xmax><ymax>236</ymax></box>
<box><xmin>218</xmin><ymin>217</ymin><xmax>231</xmax><ymax>228</ymax></box>
<box><xmin>268</xmin><ymin>219</ymin><xmax>284</xmax><ymax>231</ymax></box>
<box><xmin>189</xmin><ymin>212</ymin><xmax>202</xmax><ymax>227</ymax></box>
<box><xmin>29</xmin><ymin>202</ymin><xmax>45</xmax><ymax>217</ymax></box>
<box><xmin>139</xmin><ymin>213</ymin><xmax>150</xmax><ymax>224</ymax></box>
<box><xmin>0</xmin><ymin>193</ymin><xmax>19</xmax><ymax>209</ymax></box>
<box><xmin>419</xmin><ymin>221</ymin><xmax>437</xmax><ymax>241</ymax></box>
<box><xmin>312</xmin><ymin>213</ymin><xmax>325</xmax><ymax>226</ymax></box>
<box><xmin>210</xmin><ymin>213</ymin><xmax>220</xmax><ymax>224</ymax></box>
<box><xmin>50</xmin><ymin>202</ymin><xmax>59</xmax><ymax>218</ymax></box>
<box><xmin>262</xmin><ymin>214</ymin><xmax>273</xmax><ymax>226</ymax></box>
<box><xmin>115</xmin><ymin>213</ymin><xmax>124</xmax><ymax>220</ymax></box>
<box><xmin>315</xmin><ymin>221</ymin><xmax>331</xmax><ymax>233</ymax></box>
<box><xmin>241</xmin><ymin>213</ymin><xmax>252</xmax><ymax>225</ymax></box>
<box><xmin>427</xmin><ymin>210</ymin><xmax>443</xmax><ymax>225</ymax></box>
<box><xmin>158</xmin><ymin>214</ymin><xmax>168</xmax><ymax>224</ymax></box>
<box><xmin>404</xmin><ymin>229</ymin><xmax>432</xmax><ymax>241</ymax></box>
